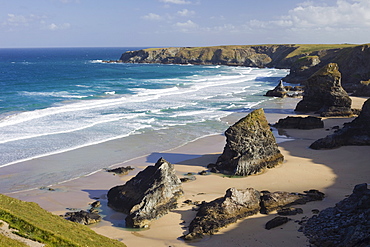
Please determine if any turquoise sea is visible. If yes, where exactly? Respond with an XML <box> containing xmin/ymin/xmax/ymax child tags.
<box><xmin>0</xmin><ymin>47</ymin><xmax>290</xmax><ymax>193</ymax></box>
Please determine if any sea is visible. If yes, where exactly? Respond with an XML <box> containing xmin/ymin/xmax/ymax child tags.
<box><xmin>0</xmin><ymin>47</ymin><xmax>290</xmax><ymax>193</ymax></box>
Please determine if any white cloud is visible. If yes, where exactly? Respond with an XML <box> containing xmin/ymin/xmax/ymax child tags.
<box><xmin>177</xmin><ymin>9</ymin><xmax>195</xmax><ymax>17</ymax></box>
<box><xmin>174</xmin><ymin>20</ymin><xmax>198</xmax><ymax>32</ymax></box>
<box><xmin>257</xmin><ymin>0</ymin><xmax>370</xmax><ymax>30</ymax></box>
<box><xmin>142</xmin><ymin>13</ymin><xmax>163</xmax><ymax>21</ymax></box>
<box><xmin>159</xmin><ymin>0</ymin><xmax>191</xmax><ymax>4</ymax></box>
<box><xmin>3</xmin><ymin>14</ymin><xmax>46</xmax><ymax>27</ymax></box>
<box><xmin>46</xmin><ymin>22</ymin><xmax>71</xmax><ymax>31</ymax></box>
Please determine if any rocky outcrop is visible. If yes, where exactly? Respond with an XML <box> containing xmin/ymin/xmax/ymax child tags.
<box><xmin>294</xmin><ymin>63</ymin><xmax>353</xmax><ymax>117</ymax></box>
<box><xmin>107</xmin><ymin>158</ymin><xmax>183</xmax><ymax>228</ymax></box>
<box><xmin>64</xmin><ymin>210</ymin><xmax>101</xmax><ymax>225</ymax></box>
<box><xmin>264</xmin><ymin>80</ymin><xmax>287</xmax><ymax>97</ymax></box>
<box><xmin>303</xmin><ymin>183</ymin><xmax>370</xmax><ymax>247</ymax></box>
<box><xmin>209</xmin><ymin>109</ymin><xmax>284</xmax><ymax>176</ymax></box>
<box><xmin>182</xmin><ymin>188</ymin><xmax>261</xmax><ymax>240</ymax></box>
<box><xmin>105</xmin><ymin>166</ymin><xmax>134</xmax><ymax>175</ymax></box>
<box><xmin>310</xmin><ymin>98</ymin><xmax>370</xmax><ymax>149</ymax></box>
<box><xmin>273</xmin><ymin>116</ymin><xmax>324</xmax><ymax>129</ymax></box>
<box><xmin>260</xmin><ymin>190</ymin><xmax>325</xmax><ymax>214</ymax></box>
<box><xmin>182</xmin><ymin>188</ymin><xmax>324</xmax><ymax>240</ymax></box>
<box><xmin>119</xmin><ymin>45</ymin><xmax>297</xmax><ymax>68</ymax></box>
<box><xmin>117</xmin><ymin>44</ymin><xmax>370</xmax><ymax>92</ymax></box>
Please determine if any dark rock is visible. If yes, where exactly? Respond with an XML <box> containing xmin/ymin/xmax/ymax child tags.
<box><xmin>265</xmin><ymin>80</ymin><xmax>287</xmax><ymax>98</ymax></box>
<box><xmin>277</xmin><ymin>207</ymin><xmax>303</xmax><ymax>216</ymax></box>
<box><xmin>260</xmin><ymin>190</ymin><xmax>325</xmax><ymax>214</ymax></box>
<box><xmin>295</xmin><ymin>63</ymin><xmax>353</xmax><ymax>117</ymax></box>
<box><xmin>90</xmin><ymin>201</ymin><xmax>101</xmax><ymax>208</ymax></box>
<box><xmin>353</xmin><ymin>80</ymin><xmax>370</xmax><ymax>96</ymax></box>
<box><xmin>273</xmin><ymin>116</ymin><xmax>324</xmax><ymax>129</ymax></box>
<box><xmin>303</xmin><ymin>183</ymin><xmax>370</xmax><ymax>247</ymax></box>
<box><xmin>64</xmin><ymin>210</ymin><xmax>101</xmax><ymax>225</ymax></box>
<box><xmin>310</xmin><ymin>98</ymin><xmax>370</xmax><ymax>149</ymax></box>
<box><xmin>105</xmin><ymin>166</ymin><xmax>134</xmax><ymax>175</ymax></box>
<box><xmin>213</xmin><ymin>109</ymin><xmax>284</xmax><ymax>176</ymax></box>
<box><xmin>198</xmin><ymin>170</ymin><xmax>208</xmax><ymax>175</ymax></box>
<box><xmin>265</xmin><ymin>216</ymin><xmax>290</xmax><ymax>230</ymax></box>
<box><xmin>182</xmin><ymin>188</ymin><xmax>261</xmax><ymax>240</ymax></box>
<box><xmin>107</xmin><ymin>158</ymin><xmax>183</xmax><ymax>228</ymax></box>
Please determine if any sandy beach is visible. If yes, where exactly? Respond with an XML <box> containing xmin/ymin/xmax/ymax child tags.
<box><xmin>6</xmin><ymin>96</ymin><xmax>370</xmax><ymax>247</ymax></box>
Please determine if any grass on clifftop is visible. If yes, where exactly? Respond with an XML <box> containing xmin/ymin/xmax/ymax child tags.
<box><xmin>0</xmin><ymin>194</ymin><xmax>126</xmax><ymax>247</ymax></box>
<box><xmin>143</xmin><ymin>44</ymin><xmax>361</xmax><ymax>59</ymax></box>
<box><xmin>286</xmin><ymin>44</ymin><xmax>358</xmax><ymax>57</ymax></box>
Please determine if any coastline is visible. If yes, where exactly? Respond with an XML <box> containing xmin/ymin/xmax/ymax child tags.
<box><xmin>6</xmin><ymin>96</ymin><xmax>370</xmax><ymax>246</ymax></box>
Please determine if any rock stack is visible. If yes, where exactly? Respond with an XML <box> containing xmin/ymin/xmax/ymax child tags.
<box><xmin>295</xmin><ymin>63</ymin><xmax>352</xmax><ymax>117</ymax></box>
<box><xmin>209</xmin><ymin>108</ymin><xmax>284</xmax><ymax>176</ymax></box>
<box><xmin>310</xmin><ymin>98</ymin><xmax>370</xmax><ymax>149</ymax></box>
<box><xmin>107</xmin><ymin>158</ymin><xmax>183</xmax><ymax>228</ymax></box>
<box><xmin>265</xmin><ymin>80</ymin><xmax>287</xmax><ymax>97</ymax></box>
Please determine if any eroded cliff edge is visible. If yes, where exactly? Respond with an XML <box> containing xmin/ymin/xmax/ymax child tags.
<box><xmin>118</xmin><ymin>44</ymin><xmax>370</xmax><ymax>92</ymax></box>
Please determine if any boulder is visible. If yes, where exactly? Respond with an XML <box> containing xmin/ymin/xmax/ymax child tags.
<box><xmin>265</xmin><ymin>216</ymin><xmax>290</xmax><ymax>230</ymax></box>
<box><xmin>310</xmin><ymin>98</ymin><xmax>370</xmax><ymax>149</ymax></box>
<box><xmin>295</xmin><ymin>63</ymin><xmax>353</xmax><ymax>117</ymax></box>
<box><xmin>182</xmin><ymin>188</ymin><xmax>261</xmax><ymax>240</ymax></box>
<box><xmin>64</xmin><ymin>210</ymin><xmax>101</xmax><ymax>225</ymax></box>
<box><xmin>260</xmin><ymin>190</ymin><xmax>325</xmax><ymax>214</ymax></box>
<box><xmin>273</xmin><ymin>116</ymin><xmax>324</xmax><ymax>129</ymax></box>
<box><xmin>303</xmin><ymin>183</ymin><xmax>370</xmax><ymax>247</ymax></box>
<box><xmin>107</xmin><ymin>158</ymin><xmax>183</xmax><ymax>228</ymax></box>
<box><xmin>105</xmin><ymin>166</ymin><xmax>134</xmax><ymax>175</ymax></box>
<box><xmin>210</xmin><ymin>108</ymin><xmax>284</xmax><ymax>176</ymax></box>
<box><xmin>265</xmin><ymin>80</ymin><xmax>287</xmax><ymax>98</ymax></box>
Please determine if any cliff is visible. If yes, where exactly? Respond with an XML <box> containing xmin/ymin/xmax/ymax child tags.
<box><xmin>118</xmin><ymin>44</ymin><xmax>370</xmax><ymax>92</ymax></box>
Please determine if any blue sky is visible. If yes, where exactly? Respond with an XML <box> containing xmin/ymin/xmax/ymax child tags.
<box><xmin>1</xmin><ymin>0</ymin><xmax>369</xmax><ymax>48</ymax></box>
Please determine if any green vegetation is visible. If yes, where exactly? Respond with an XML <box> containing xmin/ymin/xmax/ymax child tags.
<box><xmin>0</xmin><ymin>234</ymin><xmax>29</xmax><ymax>247</ymax></box>
<box><xmin>0</xmin><ymin>194</ymin><xmax>126</xmax><ymax>247</ymax></box>
<box><xmin>286</xmin><ymin>44</ymin><xmax>358</xmax><ymax>58</ymax></box>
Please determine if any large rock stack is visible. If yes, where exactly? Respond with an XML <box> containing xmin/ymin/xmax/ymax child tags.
<box><xmin>210</xmin><ymin>108</ymin><xmax>284</xmax><ymax>176</ymax></box>
<box><xmin>295</xmin><ymin>63</ymin><xmax>352</xmax><ymax>117</ymax></box>
<box><xmin>310</xmin><ymin>98</ymin><xmax>370</xmax><ymax>149</ymax></box>
<box><xmin>107</xmin><ymin>158</ymin><xmax>183</xmax><ymax>228</ymax></box>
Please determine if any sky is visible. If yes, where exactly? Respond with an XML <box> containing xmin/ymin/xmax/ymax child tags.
<box><xmin>1</xmin><ymin>0</ymin><xmax>370</xmax><ymax>48</ymax></box>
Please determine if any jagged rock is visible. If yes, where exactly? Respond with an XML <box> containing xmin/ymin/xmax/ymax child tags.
<box><xmin>295</xmin><ymin>63</ymin><xmax>352</xmax><ymax>117</ymax></box>
<box><xmin>265</xmin><ymin>80</ymin><xmax>287</xmax><ymax>98</ymax></box>
<box><xmin>209</xmin><ymin>109</ymin><xmax>284</xmax><ymax>176</ymax></box>
<box><xmin>107</xmin><ymin>158</ymin><xmax>183</xmax><ymax>228</ymax></box>
<box><xmin>64</xmin><ymin>210</ymin><xmax>101</xmax><ymax>225</ymax></box>
<box><xmin>265</xmin><ymin>216</ymin><xmax>290</xmax><ymax>230</ymax></box>
<box><xmin>90</xmin><ymin>201</ymin><xmax>101</xmax><ymax>208</ymax></box>
<box><xmin>105</xmin><ymin>166</ymin><xmax>134</xmax><ymax>175</ymax></box>
<box><xmin>260</xmin><ymin>190</ymin><xmax>325</xmax><ymax>214</ymax></box>
<box><xmin>273</xmin><ymin>116</ymin><xmax>324</xmax><ymax>130</ymax></box>
<box><xmin>303</xmin><ymin>183</ymin><xmax>370</xmax><ymax>247</ymax></box>
<box><xmin>310</xmin><ymin>98</ymin><xmax>370</xmax><ymax>149</ymax></box>
<box><xmin>182</xmin><ymin>188</ymin><xmax>261</xmax><ymax>240</ymax></box>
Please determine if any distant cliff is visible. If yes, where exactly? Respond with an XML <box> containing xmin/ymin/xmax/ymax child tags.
<box><xmin>119</xmin><ymin>44</ymin><xmax>370</xmax><ymax>92</ymax></box>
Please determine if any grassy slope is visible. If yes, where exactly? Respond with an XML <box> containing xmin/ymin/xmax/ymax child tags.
<box><xmin>143</xmin><ymin>44</ymin><xmax>362</xmax><ymax>60</ymax></box>
<box><xmin>0</xmin><ymin>194</ymin><xmax>126</xmax><ymax>247</ymax></box>
<box><xmin>0</xmin><ymin>234</ymin><xmax>29</xmax><ymax>247</ymax></box>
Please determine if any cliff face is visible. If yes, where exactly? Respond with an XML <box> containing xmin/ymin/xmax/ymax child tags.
<box><xmin>119</xmin><ymin>44</ymin><xmax>370</xmax><ymax>92</ymax></box>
